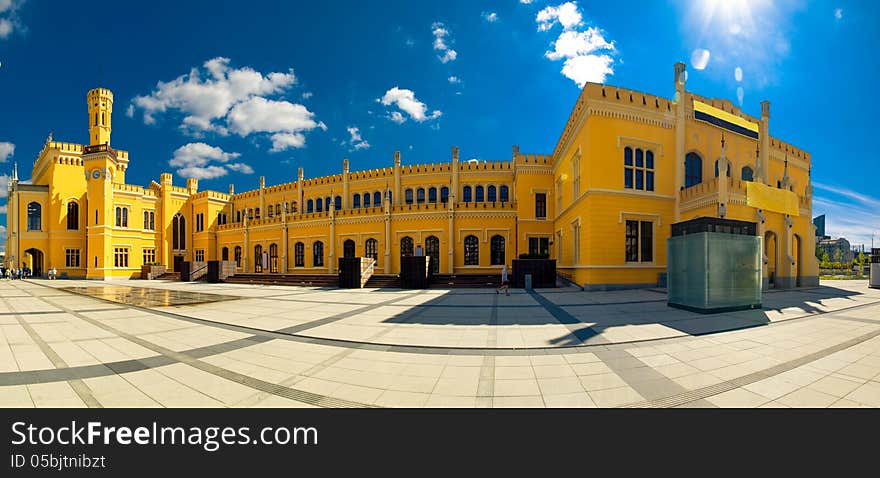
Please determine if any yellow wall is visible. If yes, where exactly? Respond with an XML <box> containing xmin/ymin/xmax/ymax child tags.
<box><xmin>6</xmin><ymin>72</ymin><xmax>818</xmax><ymax>288</ymax></box>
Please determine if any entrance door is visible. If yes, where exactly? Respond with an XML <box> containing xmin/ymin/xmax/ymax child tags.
<box><xmin>343</xmin><ymin>239</ymin><xmax>356</xmax><ymax>258</ymax></box>
<box><xmin>173</xmin><ymin>255</ymin><xmax>184</xmax><ymax>272</ymax></box>
<box><xmin>24</xmin><ymin>248</ymin><xmax>44</xmax><ymax>277</ymax></box>
<box><xmin>764</xmin><ymin>231</ymin><xmax>777</xmax><ymax>288</ymax></box>
<box><xmin>425</xmin><ymin>236</ymin><xmax>440</xmax><ymax>274</ymax></box>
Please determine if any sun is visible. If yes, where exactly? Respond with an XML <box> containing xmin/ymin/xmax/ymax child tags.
<box><xmin>694</xmin><ymin>0</ymin><xmax>770</xmax><ymax>38</ymax></box>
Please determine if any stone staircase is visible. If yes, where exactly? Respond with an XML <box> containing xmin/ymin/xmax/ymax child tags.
<box><xmin>224</xmin><ymin>273</ymin><xmax>339</xmax><ymax>287</ymax></box>
<box><xmin>364</xmin><ymin>274</ymin><xmax>401</xmax><ymax>288</ymax></box>
<box><xmin>155</xmin><ymin>272</ymin><xmax>180</xmax><ymax>281</ymax></box>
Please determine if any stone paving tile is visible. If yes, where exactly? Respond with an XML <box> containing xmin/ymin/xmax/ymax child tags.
<box><xmin>374</xmin><ymin>390</ymin><xmax>430</xmax><ymax>407</ymax></box>
<box><xmin>807</xmin><ymin>375</ymin><xmax>866</xmax><ymax>398</ymax></box>
<box><xmin>0</xmin><ymin>385</ymin><xmax>34</xmax><ymax>407</ymax></box>
<box><xmin>579</xmin><ymin>373</ymin><xmax>628</xmax><ymax>392</ymax></box>
<box><xmin>588</xmin><ymin>386</ymin><xmax>644</xmax><ymax>407</ymax></box>
<box><xmin>492</xmin><ymin>396</ymin><xmax>545</xmax><ymax>408</ymax></box>
<box><xmin>776</xmin><ymin>388</ymin><xmax>839</xmax><ymax>408</ymax></box>
<box><xmin>844</xmin><ymin>381</ymin><xmax>880</xmax><ymax>407</ymax></box>
<box><xmin>543</xmin><ymin>392</ymin><xmax>596</xmax><ymax>408</ymax></box>
<box><xmin>706</xmin><ymin>388</ymin><xmax>771</xmax><ymax>408</ymax></box>
<box><xmin>493</xmin><ymin>379</ymin><xmax>541</xmax><ymax>397</ymax></box>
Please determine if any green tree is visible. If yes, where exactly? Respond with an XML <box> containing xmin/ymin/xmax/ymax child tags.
<box><xmin>832</xmin><ymin>248</ymin><xmax>843</xmax><ymax>273</ymax></box>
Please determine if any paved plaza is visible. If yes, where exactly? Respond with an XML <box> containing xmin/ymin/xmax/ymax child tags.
<box><xmin>1</xmin><ymin>278</ymin><xmax>879</xmax><ymax>408</ymax></box>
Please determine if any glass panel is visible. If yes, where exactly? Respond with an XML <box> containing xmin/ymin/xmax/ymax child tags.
<box><xmin>635</xmin><ymin>149</ymin><xmax>644</xmax><ymax>167</ymax></box>
<box><xmin>625</xmin><ymin>220</ymin><xmax>639</xmax><ymax>262</ymax></box>
<box><xmin>624</xmin><ymin>168</ymin><xmax>633</xmax><ymax>189</ymax></box>
<box><xmin>646</xmin><ymin>171</ymin><xmax>655</xmax><ymax>191</ymax></box>
<box><xmin>624</xmin><ymin>147</ymin><xmax>633</xmax><ymax>166</ymax></box>
<box><xmin>635</xmin><ymin>170</ymin><xmax>644</xmax><ymax>190</ymax></box>
<box><xmin>646</xmin><ymin>151</ymin><xmax>654</xmax><ymax>169</ymax></box>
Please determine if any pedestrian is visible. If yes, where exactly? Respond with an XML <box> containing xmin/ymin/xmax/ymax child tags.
<box><xmin>496</xmin><ymin>264</ymin><xmax>510</xmax><ymax>296</ymax></box>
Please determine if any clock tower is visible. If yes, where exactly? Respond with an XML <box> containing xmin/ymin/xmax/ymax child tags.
<box><xmin>83</xmin><ymin>87</ymin><xmax>118</xmax><ymax>279</ymax></box>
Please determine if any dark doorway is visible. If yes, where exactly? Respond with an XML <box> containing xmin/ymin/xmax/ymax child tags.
<box><xmin>425</xmin><ymin>236</ymin><xmax>440</xmax><ymax>274</ymax></box>
<box><xmin>24</xmin><ymin>248</ymin><xmax>44</xmax><ymax>277</ymax></box>
<box><xmin>343</xmin><ymin>239</ymin><xmax>356</xmax><ymax>259</ymax></box>
<box><xmin>173</xmin><ymin>255</ymin><xmax>184</xmax><ymax>272</ymax></box>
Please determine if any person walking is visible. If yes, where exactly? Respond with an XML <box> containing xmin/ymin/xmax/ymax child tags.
<box><xmin>496</xmin><ymin>264</ymin><xmax>510</xmax><ymax>296</ymax></box>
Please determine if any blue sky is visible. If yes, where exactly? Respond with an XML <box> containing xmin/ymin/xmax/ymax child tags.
<box><xmin>1</xmin><ymin>0</ymin><xmax>878</xmax><ymax>249</ymax></box>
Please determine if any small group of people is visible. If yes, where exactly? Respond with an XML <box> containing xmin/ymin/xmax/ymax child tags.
<box><xmin>1</xmin><ymin>265</ymin><xmax>29</xmax><ymax>280</ymax></box>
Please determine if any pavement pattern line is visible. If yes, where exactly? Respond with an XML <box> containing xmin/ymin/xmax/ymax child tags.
<box><xmin>0</xmin><ymin>295</ymin><xmax>102</xmax><ymax>408</ymax></box>
<box><xmin>274</xmin><ymin>291</ymin><xmax>427</xmax><ymax>334</ymax></box>
<box><xmin>592</xmin><ymin>349</ymin><xmax>716</xmax><ymax>408</ymax></box>
<box><xmin>621</xmin><ymin>322</ymin><xmax>880</xmax><ymax>408</ymax></box>
<box><xmin>18</xmin><ymin>285</ymin><xmax>377</xmax><ymax>408</ymax></box>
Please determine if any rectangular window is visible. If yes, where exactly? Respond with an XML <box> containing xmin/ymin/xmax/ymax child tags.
<box><xmin>65</xmin><ymin>248</ymin><xmax>81</xmax><ymax>268</ymax></box>
<box><xmin>625</xmin><ymin>220</ymin><xmax>653</xmax><ymax>263</ymax></box>
<box><xmin>556</xmin><ymin>179</ymin><xmax>563</xmax><ymax>215</ymax></box>
<box><xmin>113</xmin><ymin>248</ymin><xmax>129</xmax><ymax>268</ymax></box>
<box><xmin>572</xmin><ymin>224</ymin><xmax>580</xmax><ymax>264</ymax></box>
<box><xmin>624</xmin><ymin>148</ymin><xmax>655</xmax><ymax>192</ymax></box>
<box><xmin>528</xmin><ymin>238</ymin><xmax>549</xmax><ymax>257</ymax></box>
<box><xmin>143</xmin><ymin>248</ymin><xmax>156</xmax><ymax>264</ymax></box>
<box><xmin>149</xmin><ymin>212</ymin><xmax>155</xmax><ymax>230</ymax></box>
<box><xmin>640</xmin><ymin>221</ymin><xmax>653</xmax><ymax>262</ymax></box>
<box><xmin>572</xmin><ymin>155</ymin><xmax>581</xmax><ymax>198</ymax></box>
<box><xmin>195</xmin><ymin>249</ymin><xmax>205</xmax><ymax>262</ymax></box>
<box><xmin>535</xmin><ymin>193</ymin><xmax>547</xmax><ymax>219</ymax></box>
<box><xmin>625</xmin><ymin>220</ymin><xmax>639</xmax><ymax>262</ymax></box>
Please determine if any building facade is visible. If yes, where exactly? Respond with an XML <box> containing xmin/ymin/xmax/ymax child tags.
<box><xmin>6</xmin><ymin>62</ymin><xmax>818</xmax><ymax>289</ymax></box>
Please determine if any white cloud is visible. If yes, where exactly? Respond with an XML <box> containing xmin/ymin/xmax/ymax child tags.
<box><xmin>539</xmin><ymin>2</ymin><xmax>617</xmax><ymax>86</ymax></box>
<box><xmin>545</xmin><ymin>28</ymin><xmax>614</xmax><ymax>60</ymax></box>
<box><xmin>448</xmin><ymin>76</ymin><xmax>462</xmax><ymax>84</ymax></box>
<box><xmin>537</xmin><ymin>2</ymin><xmax>583</xmax><ymax>32</ymax></box>
<box><xmin>227</xmin><ymin>97</ymin><xmax>319</xmax><ymax>138</ymax></box>
<box><xmin>169</xmin><ymin>142</ymin><xmax>251</xmax><ymax>180</ymax></box>
<box><xmin>0</xmin><ymin>141</ymin><xmax>14</xmax><ymax>162</ymax></box>
<box><xmin>432</xmin><ymin>22</ymin><xmax>458</xmax><ymax>63</ymax></box>
<box><xmin>520</xmin><ymin>0</ymin><xmax>534</xmax><ymax>3</ymax></box>
<box><xmin>0</xmin><ymin>204</ymin><xmax>6</xmax><ymax>214</ymax></box>
<box><xmin>346</xmin><ymin>127</ymin><xmax>370</xmax><ymax>151</ymax></box>
<box><xmin>378</xmin><ymin>87</ymin><xmax>442</xmax><ymax>123</ymax></box>
<box><xmin>129</xmin><ymin>57</ymin><xmax>323</xmax><ymax>148</ymax></box>
<box><xmin>301</xmin><ymin>91</ymin><xmax>313</xmax><ymax>99</ymax></box>
<box><xmin>0</xmin><ymin>174</ymin><xmax>8</xmax><ymax>198</ymax></box>
<box><xmin>269</xmin><ymin>133</ymin><xmax>306</xmax><ymax>152</ymax></box>
<box><xmin>482</xmin><ymin>12</ymin><xmax>498</xmax><ymax>23</ymax></box>
<box><xmin>560</xmin><ymin>55</ymin><xmax>614</xmax><ymax>87</ymax></box>
<box><xmin>834</xmin><ymin>8</ymin><xmax>843</xmax><ymax>20</ymax></box>
<box><xmin>389</xmin><ymin>111</ymin><xmax>406</xmax><ymax>124</ymax></box>
<box><xmin>125</xmin><ymin>104</ymin><xmax>134</xmax><ymax>118</ymax></box>
<box><xmin>0</xmin><ymin>0</ymin><xmax>23</xmax><ymax>40</ymax></box>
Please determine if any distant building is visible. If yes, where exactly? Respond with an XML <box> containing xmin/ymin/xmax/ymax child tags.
<box><xmin>813</xmin><ymin>215</ymin><xmax>829</xmax><ymax>241</ymax></box>
<box><xmin>817</xmin><ymin>237</ymin><xmax>854</xmax><ymax>262</ymax></box>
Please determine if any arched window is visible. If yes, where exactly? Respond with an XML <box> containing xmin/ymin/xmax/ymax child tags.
<box><xmin>488</xmin><ymin>186</ymin><xmax>497</xmax><ymax>202</ymax></box>
<box><xmin>463</xmin><ymin>186</ymin><xmax>472</xmax><ymax>203</ymax></box>
<box><xmin>316</xmin><ymin>198</ymin><xmax>323</xmax><ymax>212</ymax></box>
<box><xmin>741</xmin><ymin>166</ymin><xmax>754</xmax><ymax>182</ymax></box>
<box><xmin>335</xmin><ymin>196</ymin><xmax>342</xmax><ymax>211</ymax></box>
<box><xmin>115</xmin><ymin>207</ymin><xmax>122</xmax><ymax>227</ymax></box>
<box><xmin>490</xmin><ymin>235</ymin><xmax>505</xmax><ymax>265</ymax></box>
<box><xmin>464</xmin><ymin>235</ymin><xmax>479</xmax><ymax>265</ymax></box>
<box><xmin>172</xmin><ymin>214</ymin><xmax>186</xmax><ymax>250</ymax></box>
<box><xmin>475</xmin><ymin>186</ymin><xmax>485</xmax><ymax>202</ymax></box>
<box><xmin>313</xmin><ymin>241</ymin><xmax>324</xmax><ymax>267</ymax></box>
<box><xmin>685</xmin><ymin>152</ymin><xmax>703</xmax><ymax>188</ymax></box>
<box><xmin>222</xmin><ymin>247</ymin><xmax>229</xmax><ymax>261</ymax></box>
<box><xmin>234</xmin><ymin>246</ymin><xmax>242</xmax><ymax>267</ymax></box>
<box><xmin>416</xmin><ymin>188</ymin><xmax>425</xmax><ymax>204</ymax></box>
<box><xmin>294</xmin><ymin>242</ymin><xmax>305</xmax><ymax>267</ymax></box>
<box><xmin>714</xmin><ymin>160</ymin><xmax>731</xmax><ymax>177</ymax></box>
<box><xmin>624</xmin><ymin>147</ymin><xmax>634</xmax><ymax>188</ymax></box>
<box><xmin>307</xmin><ymin>200</ymin><xmax>314</xmax><ymax>213</ymax></box>
<box><xmin>67</xmin><ymin>202</ymin><xmax>79</xmax><ymax>230</ymax></box>
<box><xmin>363</xmin><ymin>193</ymin><xmax>370</xmax><ymax>208</ymax></box>
<box><xmin>425</xmin><ymin>235</ymin><xmax>440</xmax><ymax>273</ymax></box>
<box><xmin>440</xmin><ymin>187</ymin><xmax>449</xmax><ymax>203</ymax></box>
<box><xmin>405</xmin><ymin>189</ymin><xmax>414</xmax><ymax>205</ymax></box>
<box><xmin>122</xmin><ymin>208</ymin><xmax>128</xmax><ymax>227</ymax></box>
<box><xmin>326</xmin><ymin>197</ymin><xmax>331</xmax><ymax>211</ymax></box>
<box><xmin>254</xmin><ymin>245</ymin><xmax>263</xmax><ymax>272</ymax></box>
<box><xmin>248</xmin><ymin>208</ymin><xmax>253</xmax><ymax>219</ymax></box>
<box><xmin>499</xmin><ymin>185</ymin><xmax>509</xmax><ymax>203</ymax></box>
<box><xmin>236</xmin><ymin>211</ymin><xmax>241</xmax><ymax>222</ymax></box>
<box><xmin>255</xmin><ymin>207</ymin><xmax>260</xmax><ymax>219</ymax></box>
<box><xmin>400</xmin><ymin>236</ymin><xmax>414</xmax><ymax>257</ymax></box>
<box><xmin>343</xmin><ymin>239</ymin><xmax>356</xmax><ymax>258</ymax></box>
<box><xmin>625</xmin><ymin>148</ymin><xmax>655</xmax><ymax>191</ymax></box>
<box><xmin>353</xmin><ymin>194</ymin><xmax>361</xmax><ymax>208</ymax></box>
<box><xmin>291</xmin><ymin>201</ymin><xmax>298</xmax><ymax>213</ymax></box>
<box><xmin>267</xmin><ymin>206</ymin><xmax>274</xmax><ymax>218</ymax></box>
<box><xmin>269</xmin><ymin>244</ymin><xmax>279</xmax><ymax>273</ymax></box>
<box><xmin>428</xmin><ymin>187</ymin><xmax>437</xmax><ymax>203</ymax></box>
<box><xmin>373</xmin><ymin>192</ymin><xmax>382</xmax><ymax>206</ymax></box>
<box><xmin>365</xmin><ymin>238</ymin><xmax>378</xmax><ymax>260</ymax></box>
<box><xmin>27</xmin><ymin>202</ymin><xmax>42</xmax><ymax>231</ymax></box>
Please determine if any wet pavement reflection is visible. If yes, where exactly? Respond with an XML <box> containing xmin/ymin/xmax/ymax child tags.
<box><xmin>61</xmin><ymin>286</ymin><xmax>236</xmax><ymax>307</ymax></box>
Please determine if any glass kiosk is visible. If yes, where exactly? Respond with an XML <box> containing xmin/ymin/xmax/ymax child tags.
<box><xmin>667</xmin><ymin>217</ymin><xmax>762</xmax><ymax>313</ymax></box>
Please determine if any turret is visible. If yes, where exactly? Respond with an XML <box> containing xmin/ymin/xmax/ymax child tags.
<box><xmin>87</xmin><ymin>88</ymin><xmax>114</xmax><ymax>146</ymax></box>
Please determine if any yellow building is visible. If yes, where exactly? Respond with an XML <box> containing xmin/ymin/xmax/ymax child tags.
<box><xmin>6</xmin><ymin>62</ymin><xmax>817</xmax><ymax>289</ymax></box>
